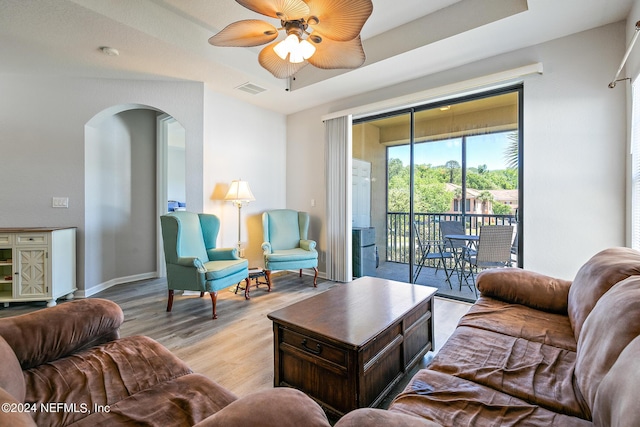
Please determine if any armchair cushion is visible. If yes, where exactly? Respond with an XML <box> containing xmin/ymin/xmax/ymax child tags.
<box><xmin>263</xmin><ymin>210</ymin><xmax>306</xmax><ymax>251</ymax></box>
<box><xmin>203</xmin><ymin>259</ymin><xmax>249</xmax><ymax>280</ymax></box>
<box><xmin>266</xmin><ymin>248</ymin><xmax>318</xmax><ymax>262</ymax></box>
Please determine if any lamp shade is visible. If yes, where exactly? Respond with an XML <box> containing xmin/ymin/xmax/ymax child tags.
<box><xmin>224</xmin><ymin>180</ymin><xmax>255</xmax><ymax>203</ymax></box>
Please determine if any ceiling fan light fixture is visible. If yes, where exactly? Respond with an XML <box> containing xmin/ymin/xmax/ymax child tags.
<box><xmin>274</xmin><ymin>34</ymin><xmax>299</xmax><ymax>60</ymax></box>
<box><xmin>298</xmin><ymin>39</ymin><xmax>316</xmax><ymax>60</ymax></box>
<box><xmin>274</xmin><ymin>34</ymin><xmax>316</xmax><ymax>63</ymax></box>
<box><xmin>210</xmin><ymin>0</ymin><xmax>373</xmax><ymax>79</ymax></box>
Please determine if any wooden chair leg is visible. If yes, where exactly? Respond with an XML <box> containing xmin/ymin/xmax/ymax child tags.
<box><xmin>209</xmin><ymin>291</ymin><xmax>218</xmax><ymax>320</ymax></box>
<box><xmin>199</xmin><ymin>291</ymin><xmax>204</xmax><ymax>297</ymax></box>
<box><xmin>299</xmin><ymin>269</ymin><xmax>303</xmax><ymax>277</ymax></box>
<box><xmin>313</xmin><ymin>267</ymin><xmax>318</xmax><ymax>287</ymax></box>
<box><xmin>265</xmin><ymin>270</ymin><xmax>272</xmax><ymax>292</ymax></box>
<box><xmin>166</xmin><ymin>290</ymin><xmax>174</xmax><ymax>312</ymax></box>
<box><xmin>244</xmin><ymin>278</ymin><xmax>251</xmax><ymax>300</ymax></box>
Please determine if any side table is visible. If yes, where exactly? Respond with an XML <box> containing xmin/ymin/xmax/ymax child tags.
<box><xmin>235</xmin><ymin>267</ymin><xmax>271</xmax><ymax>299</ymax></box>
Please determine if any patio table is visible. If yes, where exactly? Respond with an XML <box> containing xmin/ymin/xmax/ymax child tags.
<box><xmin>444</xmin><ymin>234</ymin><xmax>479</xmax><ymax>290</ymax></box>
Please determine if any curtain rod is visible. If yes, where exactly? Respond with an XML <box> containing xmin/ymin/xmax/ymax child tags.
<box><xmin>609</xmin><ymin>20</ymin><xmax>640</xmax><ymax>88</ymax></box>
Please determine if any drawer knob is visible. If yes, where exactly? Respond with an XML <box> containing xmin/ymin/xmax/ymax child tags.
<box><xmin>301</xmin><ymin>339</ymin><xmax>322</xmax><ymax>355</ymax></box>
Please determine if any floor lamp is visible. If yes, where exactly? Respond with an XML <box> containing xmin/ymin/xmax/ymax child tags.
<box><xmin>224</xmin><ymin>179</ymin><xmax>255</xmax><ymax>255</ymax></box>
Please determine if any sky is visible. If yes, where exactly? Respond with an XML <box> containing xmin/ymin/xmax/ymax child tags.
<box><xmin>388</xmin><ymin>132</ymin><xmax>514</xmax><ymax>171</ymax></box>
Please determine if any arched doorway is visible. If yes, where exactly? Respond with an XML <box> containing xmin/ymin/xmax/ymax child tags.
<box><xmin>84</xmin><ymin>104</ymin><xmax>185</xmax><ymax>294</ymax></box>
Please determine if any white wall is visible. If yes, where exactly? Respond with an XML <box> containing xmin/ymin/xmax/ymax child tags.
<box><xmin>287</xmin><ymin>22</ymin><xmax>628</xmax><ymax>280</ymax></box>
<box><xmin>202</xmin><ymin>87</ymin><xmax>287</xmax><ymax>267</ymax></box>
<box><xmin>85</xmin><ymin>109</ymin><xmax>157</xmax><ymax>288</ymax></box>
<box><xmin>167</xmin><ymin>120</ymin><xmax>186</xmax><ymax>203</ymax></box>
<box><xmin>0</xmin><ymin>76</ymin><xmax>204</xmax><ymax>292</ymax></box>
<box><xmin>625</xmin><ymin>8</ymin><xmax>640</xmax><ymax>82</ymax></box>
<box><xmin>0</xmin><ymin>74</ymin><xmax>287</xmax><ymax>292</ymax></box>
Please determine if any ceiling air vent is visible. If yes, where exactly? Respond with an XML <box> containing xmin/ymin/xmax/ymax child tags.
<box><xmin>235</xmin><ymin>82</ymin><xmax>266</xmax><ymax>95</ymax></box>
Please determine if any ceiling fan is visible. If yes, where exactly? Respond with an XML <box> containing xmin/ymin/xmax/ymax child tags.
<box><xmin>208</xmin><ymin>0</ymin><xmax>373</xmax><ymax>79</ymax></box>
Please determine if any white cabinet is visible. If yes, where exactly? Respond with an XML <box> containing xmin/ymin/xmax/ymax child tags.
<box><xmin>0</xmin><ymin>228</ymin><xmax>76</xmax><ymax>307</ymax></box>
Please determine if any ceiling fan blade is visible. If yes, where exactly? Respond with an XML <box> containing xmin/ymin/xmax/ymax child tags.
<box><xmin>209</xmin><ymin>20</ymin><xmax>278</xmax><ymax>47</ymax></box>
<box><xmin>307</xmin><ymin>34</ymin><xmax>366</xmax><ymax>69</ymax></box>
<box><xmin>305</xmin><ymin>0</ymin><xmax>373</xmax><ymax>42</ymax></box>
<box><xmin>237</xmin><ymin>0</ymin><xmax>309</xmax><ymax>20</ymax></box>
<box><xmin>258</xmin><ymin>42</ymin><xmax>309</xmax><ymax>79</ymax></box>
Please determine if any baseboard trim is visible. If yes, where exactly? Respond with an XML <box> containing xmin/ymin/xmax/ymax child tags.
<box><xmin>78</xmin><ymin>272</ymin><xmax>158</xmax><ymax>298</ymax></box>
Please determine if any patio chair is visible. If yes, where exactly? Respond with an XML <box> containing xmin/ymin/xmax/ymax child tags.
<box><xmin>413</xmin><ymin>222</ymin><xmax>454</xmax><ymax>287</ymax></box>
<box><xmin>511</xmin><ymin>229</ymin><xmax>519</xmax><ymax>266</ymax></box>
<box><xmin>439</xmin><ymin>221</ymin><xmax>471</xmax><ymax>285</ymax></box>
<box><xmin>462</xmin><ymin>225</ymin><xmax>514</xmax><ymax>294</ymax></box>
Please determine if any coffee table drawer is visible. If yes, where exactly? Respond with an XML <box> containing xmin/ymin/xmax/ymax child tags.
<box><xmin>280</xmin><ymin>328</ymin><xmax>348</xmax><ymax>368</ymax></box>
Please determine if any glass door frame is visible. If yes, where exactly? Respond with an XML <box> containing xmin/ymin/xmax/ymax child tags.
<box><xmin>354</xmin><ymin>83</ymin><xmax>524</xmax><ymax>284</ymax></box>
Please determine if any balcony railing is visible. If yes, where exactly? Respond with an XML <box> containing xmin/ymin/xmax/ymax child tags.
<box><xmin>387</xmin><ymin>212</ymin><xmax>517</xmax><ymax>264</ymax></box>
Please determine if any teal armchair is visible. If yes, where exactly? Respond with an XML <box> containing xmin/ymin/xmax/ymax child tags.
<box><xmin>160</xmin><ymin>211</ymin><xmax>249</xmax><ymax>319</ymax></box>
<box><xmin>262</xmin><ymin>209</ymin><xmax>318</xmax><ymax>287</ymax></box>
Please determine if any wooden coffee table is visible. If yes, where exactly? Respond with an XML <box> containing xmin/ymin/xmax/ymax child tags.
<box><xmin>267</xmin><ymin>276</ymin><xmax>437</xmax><ymax>418</ymax></box>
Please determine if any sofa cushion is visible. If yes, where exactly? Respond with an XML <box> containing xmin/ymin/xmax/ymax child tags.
<box><xmin>24</xmin><ymin>335</ymin><xmax>194</xmax><ymax>426</ymax></box>
<box><xmin>0</xmin><ymin>298</ymin><xmax>123</xmax><ymax>370</ymax></box>
<box><xmin>459</xmin><ymin>297</ymin><xmax>577</xmax><ymax>351</ymax></box>
<box><xmin>568</xmin><ymin>247</ymin><xmax>640</xmax><ymax>341</ymax></box>
<box><xmin>390</xmin><ymin>369</ymin><xmax>592</xmax><ymax>427</ymax></box>
<box><xmin>194</xmin><ymin>388</ymin><xmax>330</xmax><ymax>427</ymax></box>
<box><xmin>476</xmin><ymin>268</ymin><xmax>572</xmax><ymax>314</ymax></box>
<box><xmin>574</xmin><ymin>275</ymin><xmax>640</xmax><ymax>411</ymax></box>
<box><xmin>0</xmin><ymin>336</ymin><xmax>25</xmax><ymax>402</ymax></box>
<box><xmin>427</xmin><ymin>325</ymin><xmax>589</xmax><ymax>419</ymax></box>
<box><xmin>0</xmin><ymin>388</ymin><xmax>36</xmax><ymax>427</ymax></box>
<box><xmin>69</xmin><ymin>374</ymin><xmax>237</xmax><ymax>427</ymax></box>
<box><xmin>592</xmin><ymin>336</ymin><xmax>640</xmax><ymax>427</ymax></box>
<box><xmin>335</xmin><ymin>408</ymin><xmax>442</xmax><ymax>427</ymax></box>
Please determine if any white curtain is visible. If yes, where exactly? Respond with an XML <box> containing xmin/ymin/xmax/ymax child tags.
<box><xmin>325</xmin><ymin>115</ymin><xmax>352</xmax><ymax>282</ymax></box>
<box><xmin>632</xmin><ymin>81</ymin><xmax>640</xmax><ymax>249</ymax></box>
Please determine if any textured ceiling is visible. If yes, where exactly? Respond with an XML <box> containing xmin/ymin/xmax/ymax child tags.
<box><xmin>0</xmin><ymin>0</ymin><xmax>634</xmax><ymax>114</ymax></box>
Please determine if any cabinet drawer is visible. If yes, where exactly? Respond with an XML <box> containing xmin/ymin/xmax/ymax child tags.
<box><xmin>16</xmin><ymin>234</ymin><xmax>48</xmax><ymax>245</ymax></box>
<box><xmin>280</xmin><ymin>328</ymin><xmax>348</xmax><ymax>368</ymax></box>
<box><xmin>0</xmin><ymin>234</ymin><xmax>12</xmax><ymax>245</ymax></box>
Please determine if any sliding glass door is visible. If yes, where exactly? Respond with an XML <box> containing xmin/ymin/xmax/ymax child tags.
<box><xmin>352</xmin><ymin>86</ymin><xmax>522</xmax><ymax>302</ymax></box>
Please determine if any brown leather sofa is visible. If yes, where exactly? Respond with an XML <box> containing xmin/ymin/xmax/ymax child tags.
<box><xmin>0</xmin><ymin>298</ymin><xmax>331</xmax><ymax>427</ymax></box>
<box><xmin>337</xmin><ymin>247</ymin><xmax>640</xmax><ymax>426</ymax></box>
<box><xmin>4</xmin><ymin>247</ymin><xmax>639</xmax><ymax>427</ymax></box>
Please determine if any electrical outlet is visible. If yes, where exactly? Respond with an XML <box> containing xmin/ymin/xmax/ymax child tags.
<box><xmin>52</xmin><ymin>197</ymin><xmax>69</xmax><ymax>208</ymax></box>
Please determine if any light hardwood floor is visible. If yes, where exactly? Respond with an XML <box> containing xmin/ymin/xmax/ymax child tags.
<box><xmin>0</xmin><ymin>273</ymin><xmax>471</xmax><ymax>400</ymax></box>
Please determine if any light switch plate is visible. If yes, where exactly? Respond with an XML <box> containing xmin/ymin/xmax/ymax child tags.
<box><xmin>52</xmin><ymin>197</ymin><xmax>69</xmax><ymax>208</ymax></box>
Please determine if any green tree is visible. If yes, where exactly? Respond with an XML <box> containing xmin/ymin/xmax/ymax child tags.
<box><xmin>505</xmin><ymin>131</ymin><xmax>519</xmax><ymax>170</ymax></box>
<box><xmin>492</xmin><ymin>201</ymin><xmax>512</xmax><ymax>215</ymax></box>
<box><xmin>477</xmin><ymin>190</ymin><xmax>494</xmax><ymax>214</ymax></box>
<box><xmin>444</xmin><ymin>160</ymin><xmax>460</xmax><ymax>183</ymax></box>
